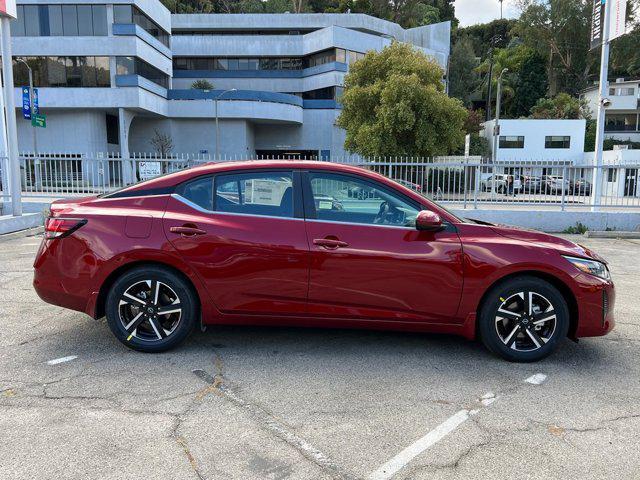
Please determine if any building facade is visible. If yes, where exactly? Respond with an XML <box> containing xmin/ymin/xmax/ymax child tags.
<box><xmin>7</xmin><ymin>1</ymin><xmax>451</xmax><ymax>159</ymax></box>
<box><xmin>581</xmin><ymin>78</ymin><xmax>640</xmax><ymax>144</ymax></box>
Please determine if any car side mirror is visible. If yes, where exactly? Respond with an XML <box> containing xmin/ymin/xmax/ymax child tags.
<box><xmin>415</xmin><ymin>210</ymin><xmax>443</xmax><ymax>231</ymax></box>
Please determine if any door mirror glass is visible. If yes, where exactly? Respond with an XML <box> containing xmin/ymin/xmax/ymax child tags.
<box><xmin>415</xmin><ymin>210</ymin><xmax>443</xmax><ymax>231</ymax></box>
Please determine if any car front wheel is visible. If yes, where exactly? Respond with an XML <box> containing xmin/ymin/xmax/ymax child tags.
<box><xmin>479</xmin><ymin>276</ymin><xmax>569</xmax><ymax>362</ymax></box>
<box><xmin>105</xmin><ymin>266</ymin><xmax>198</xmax><ymax>352</ymax></box>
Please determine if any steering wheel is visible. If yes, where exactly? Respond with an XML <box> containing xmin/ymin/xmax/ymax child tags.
<box><xmin>374</xmin><ymin>201</ymin><xmax>405</xmax><ymax>225</ymax></box>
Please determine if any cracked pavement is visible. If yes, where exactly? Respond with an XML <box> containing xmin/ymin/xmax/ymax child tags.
<box><xmin>0</xmin><ymin>233</ymin><xmax>639</xmax><ymax>479</ymax></box>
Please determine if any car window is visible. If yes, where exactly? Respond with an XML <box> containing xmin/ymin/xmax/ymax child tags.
<box><xmin>214</xmin><ymin>171</ymin><xmax>294</xmax><ymax>218</ymax></box>
<box><xmin>308</xmin><ymin>172</ymin><xmax>419</xmax><ymax>227</ymax></box>
<box><xmin>178</xmin><ymin>176</ymin><xmax>213</xmax><ymax>211</ymax></box>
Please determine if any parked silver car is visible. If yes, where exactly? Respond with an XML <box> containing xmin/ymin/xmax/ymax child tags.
<box><xmin>480</xmin><ymin>174</ymin><xmax>522</xmax><ymax>193</ymax></box>
<box><xmin>542</xmin><ymin>175</ymin><xmax>570</xmax><ymax>193</ymax></box>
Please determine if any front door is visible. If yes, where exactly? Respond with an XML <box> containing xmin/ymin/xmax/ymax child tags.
<box><xmin>303</xmin><ymin>171</ymin><xmax>464</xmax><ymax>323</ymax></box>
<box><xmin>625</xmin><ymin>169</ymin><xmax>638</xmax><ymax>197</ymax></box>
<box><xmin>164</xmin><ymin>170</ymin><xmax>309</xmax><ymax>316</ymax></box>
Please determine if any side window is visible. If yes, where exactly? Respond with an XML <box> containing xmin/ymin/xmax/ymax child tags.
<box><xmin>308</xmin><ymin>173</ymin><xmax>419</xmax><ymax>227</ymax></box>
<box><xmin>178</xmin><ymin>176</ymin><xmax>213</xmax><ymax>211</ymax></box>
<box><xmin>215</xmin><ymin>172</ymin><xmax>294</xmax><ymax>218</ymax></box>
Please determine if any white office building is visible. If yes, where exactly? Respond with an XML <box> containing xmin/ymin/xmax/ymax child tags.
<box><xmin>7</xmin><ymin>0</ymin><xmax>451</xmax><ymax>160</ymax></box>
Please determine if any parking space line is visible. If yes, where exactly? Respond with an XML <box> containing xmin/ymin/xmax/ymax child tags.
<box><xmin>46</xmin><ymin>355</ymin><xmax>78</xmax><ymax>365</ymax></box>
<box><xmin>368</xmin><ymin>392</ymin><xmax>496</xmax><ymax>480</ymax></box>
<box><xmin>193</xmin><ymin>369</ymin><xmax>355</xmax><ymax>480</ymax></box>
<box><xmin>524</xmin><ymin>373</ymin><xmax>547</xmax><ymax>385</ymax></box>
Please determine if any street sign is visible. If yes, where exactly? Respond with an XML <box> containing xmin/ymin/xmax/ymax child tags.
<box><xmin>139</xmin><ymin>161</ymin><xmax>161</xmax><ymax>180</ymax></box>
<box><xmin>608</xmin><ymin>0</ymin><xmax>627</xmax><ymax>42</ymax></box>
<box><xmin>32</xmin><ymin>88</ymin><xmax>39</xmax><ymax>114</ymax></box>
<box><xmin>0</xmin><ymin>0</ymin><xmax>17</xmax><ymax>19</ymax></box>
<box><xmin>31</xmin><ymin>114</ymin><xmax>46</xmax><ymax>128</ymax></box>
<box><xmin>22</xmin><ymin>87</ymin><xmax>30</xmax><ymax>119</ymax></box>
<box><xmin>590</xmin><ymin>0</ymin><xmax>606</xmax><ymax>50</ymax></box>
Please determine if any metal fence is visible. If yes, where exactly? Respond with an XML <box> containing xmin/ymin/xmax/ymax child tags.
<box><xmin>1</xmin><ymin>153</ymin><xmax>640</xmax><ymax>210</ymax></box>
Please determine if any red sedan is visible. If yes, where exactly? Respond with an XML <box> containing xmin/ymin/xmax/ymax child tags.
<box><xmin>33</xmin><ymin>161</ymin><xmax>614</xmax><ymax>362</ymax></box>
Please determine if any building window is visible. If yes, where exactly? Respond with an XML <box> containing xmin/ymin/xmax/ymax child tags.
<box><xmin>609</xmin><ymin>87</ymin><xmax>635</xmax><ymax>96</ymax></box>
<box><xmin>113</xmin><ymin>4</ymin><xmax>170</xmax><ymax>47</ymax></box>
<box><xmin>12</xmin><ymin>56</ymin><xmax>110</xmax><ymax>88</ymax></box>
<box><xmin>116</xmin><ymin>56</ymin><xmax>169</xmax><ymax>89</ymax></box>
<box><xmin>545</xmin><ymin>136</ymin><xmax>571</xmax><ymax>149</ymax></box>
<box><xmin>607</xmin><ymin>169</ymin><xmax>617</xmax><ymax>182</ymax></box>
<box><xmin>11</xmin><ymin>4</ymin><xmax>107</xmax><ymax>37</ymax></box>
<box><xmin>499</xmin><ymin>136</ymin><xmax>525</xmax><ymax>149</ymax></box>
<box><xmin>302</xmin><ymin>87</ymin><xmax>340</xmax><ymax>100</ymax></box>
<box><xmin>106</xmin><ymin>114</ymin><xmax>119</xmax><ymax>145</ymax></box>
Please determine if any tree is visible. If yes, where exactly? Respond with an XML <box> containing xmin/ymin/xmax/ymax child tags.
<box><xmin>448</xmin><ymin>35</ymin><xmax>480</xmax><ymax>105</ymax></box>
<box><xmin>512</xmin><ymin>50</ymin><xmax>548</xmax><ymax>117</ymax></box>
<box><xmin>514</xmin><ymin>0</ymin><xmax>593</xmax><ymax>96</ymax></box>
<box><xmin>336</xmin><ymin>42</ymin><xmax>468</xmax><ymax>157</ymax></box>
<box><xmin>191</xmin><ymin>79</ymin><xmax>214</xmax><ymax>90</ymax></box>
<box><xmin>530</xmin><ymin>93</ymin><xmax>589</xmax><ymax>119</ymax></box>
<box><xmin>150</xmin><ymin>129</ymin><xmax>174</xmax><ymax>157</ymax></box>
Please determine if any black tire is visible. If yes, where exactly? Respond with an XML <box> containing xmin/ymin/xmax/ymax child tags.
<box><xmin>478</xmin><ymin>276</ymin><xmax>569</xmax><ymax>362</ymax></box>
<box><xmin>105</xmin><ymin>265</ymin><xmax>198</xmax><ymax>352</ymax></box>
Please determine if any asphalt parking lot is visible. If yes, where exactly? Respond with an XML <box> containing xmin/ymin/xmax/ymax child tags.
<box><xmin>1</xmin><ymin>232</ymin><xmax>639</xmax><ymax>480</ymax></box>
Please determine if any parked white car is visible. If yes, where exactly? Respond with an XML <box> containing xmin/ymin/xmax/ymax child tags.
<box><xmin>542</xmin><ymin>175</ymin><xmax>570</xmax><ymax>193</ymax></box>
<box><xmin>480</xmin><ymin>174</ymin><xmax>522</xmax><ymax>193</ymax></box>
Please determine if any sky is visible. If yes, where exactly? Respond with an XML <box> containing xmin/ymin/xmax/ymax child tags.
<box><xmin>454</xmin><ymin>0</ymin><xmax>520</xmax><ymax>27</ymax></box>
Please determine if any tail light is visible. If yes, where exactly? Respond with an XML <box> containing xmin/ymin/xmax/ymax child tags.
<box><xmin>44</xmin><ymin>217</ymin><xmax>87</xmax><ymax>239</ymax></box>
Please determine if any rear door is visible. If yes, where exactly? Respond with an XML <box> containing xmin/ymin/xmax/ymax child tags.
<box><xmin>163</xmin><ymin>169</ymin><xmax>310</xmax><ymax>315</ymax></box>
<box><xmin>302</xmin><ymin>171</ymin><xmax>464</xmax><ymax>323</ymax></box>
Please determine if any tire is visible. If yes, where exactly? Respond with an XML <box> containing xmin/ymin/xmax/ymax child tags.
<box><xmin>105</xmin><ymin>265</ymin><xmax>198</xmax><ymax>352</ymax></box>
<box><xmin>478</xmin><ymin>276</ymin><xmax>569</xmax><ymax>362</ymax></box>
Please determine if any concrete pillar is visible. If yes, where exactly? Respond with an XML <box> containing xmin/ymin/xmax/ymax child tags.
<box><xmin>118</xmin><ymin>108</ymin><xmax>136</xmax><ymax>185</ymax></box>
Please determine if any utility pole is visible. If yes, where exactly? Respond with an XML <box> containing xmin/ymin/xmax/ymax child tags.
<box><xmin>1</xmin><ymin>17</ymin><xmax>22</xmax><ymax>216</ymax></box>
<box><xmin>592</xmin><ymin>0</ymin><xmax>612</xmax><ymax>212</ymax></box>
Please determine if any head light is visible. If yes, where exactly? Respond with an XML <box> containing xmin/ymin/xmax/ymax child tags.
<box><xmin>563</xmin><ymin>255</ymin><xmax>610</xmax><ymax>281</ymax></box>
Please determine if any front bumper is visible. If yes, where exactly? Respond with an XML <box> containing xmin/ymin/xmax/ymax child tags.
<box><xmin>574</xmin><ymin>273</ymin><xmax>615</xmax><ymax>338</ymax></box>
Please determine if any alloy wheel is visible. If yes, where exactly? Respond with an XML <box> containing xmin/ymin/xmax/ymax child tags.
<box><xmin>118</xmin><ymin>280</ymin><xmax>182</xmax><ymax>342</ymax></box>
<box><xmin>494</xmin><ymin>291</ymin><xmax>557</xmax><ymax>352</ymax></box>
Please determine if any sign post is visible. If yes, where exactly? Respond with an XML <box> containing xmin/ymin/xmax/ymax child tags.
<box><xmin>0</xmin><ymin>0</ymin><xmax>21</xmax><ymax>216</ymax></box>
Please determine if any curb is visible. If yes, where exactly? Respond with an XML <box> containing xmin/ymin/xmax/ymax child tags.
<box><xmin>0</xmin><ymin>225</ymin><xmax>44</xmax><ymax>243</ymax></box>
<box><xmin>584</xmin><ymin>231</ymin><xmax>640</xmax><ymax>239</ymax></box>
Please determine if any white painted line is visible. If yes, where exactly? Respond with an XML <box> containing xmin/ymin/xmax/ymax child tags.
<box><xmin>47</xmin><ymin>355</ymin><xmax>77</xmax><ymax>365</ymax></box>
<box><xmin>524</xmin><ymin>373</ymin><xmax>547</xmax><ymax>385</ymax></box>
<box><xmin>368</xmin><ymin>392</ymin><xmax>497</xmax><ymax>480</ymax></box>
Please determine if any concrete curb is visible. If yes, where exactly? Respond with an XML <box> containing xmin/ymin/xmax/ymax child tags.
<box><xmin>585</xmin><ymin>231</ymin><xmax>640</xmax><ymax>239</ymax></box>
<box><xmin>0</xmin><ymin>225</ymin><xmax>44</xmax><ymax>243</ymax></box>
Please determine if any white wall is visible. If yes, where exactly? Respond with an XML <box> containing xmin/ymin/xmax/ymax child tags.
<box><xmin>16</xmin><ymin>110</ymin><xmax>111</xmax><ymax>153</ymax></box>
<box><xmin>482</xmin><ymin>119</ymin><xmax>586</xmax><ymax>162</ymax></box>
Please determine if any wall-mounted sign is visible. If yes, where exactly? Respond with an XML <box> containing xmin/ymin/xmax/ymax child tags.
<box><xmin>139</xmin><ymin>161</ymin><xmax>162</xmax><ymax>180</ymax></box>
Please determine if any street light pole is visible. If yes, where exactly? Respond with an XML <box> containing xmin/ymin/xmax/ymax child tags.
<box><xmin>592</xmin><ymin>0</ymin><xmax>612</xmax><ymax>212</ymax></box>
<box><xmin>492</xmin><ymin>68</ymin><xmax>508</xmax><ymax>165</ymax></box>
<box><xmin>16</xmin><ymin>58</ymin><xmax>40</xmax><ymax>189</ymax></box>
<box><xmin>214</xmin><ymin>88</ymin><xmax>237</xmax><ymax>160</ymax></box>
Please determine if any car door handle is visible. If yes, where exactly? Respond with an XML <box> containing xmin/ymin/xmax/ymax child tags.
<box><xmin>170</xmin><ymin>226</ymin><xmax>207</xmax><ymax>236</ymax></box>
<box><xmin>313</xmin><ymin>238</ymin><xmax>349</xmax><ymax>249</ymax></box>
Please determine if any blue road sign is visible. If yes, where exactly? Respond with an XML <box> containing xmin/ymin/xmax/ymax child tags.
<box><xmin>33</xmin><ymin>88</ymin><xmax>39</xmax><ymax>115</ymax></box>
<box><xmin>22</xmin><ymin>87</ymin><xmax>31</xmax><ymax>119</ymax></box>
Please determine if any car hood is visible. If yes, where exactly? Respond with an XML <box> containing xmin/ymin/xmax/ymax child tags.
<box><xmin>467</xmin><ymin>219</ymin><xmax>606</xmax><ymax>263</ymax></box>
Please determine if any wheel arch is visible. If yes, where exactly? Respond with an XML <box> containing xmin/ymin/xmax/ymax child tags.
<box><xmin>474</xmin><ymin>270</ymin><xmax>579</xmax><ymax>340</ymax></box>
<box><xmin>94</xmin><ymin>260</ymin><xmax>202</xmax><ymax>321</ymax></box>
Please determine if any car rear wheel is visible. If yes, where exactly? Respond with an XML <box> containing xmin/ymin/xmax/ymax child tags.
<box><xmin>105</xmin><ymin>266</ymin><xmax>197</xmax><ymax>352</ymax></box>
<box><xmin>478</xmin><ymin>276</ymin><xmax>569</xmax><ymax>362</ymax></box>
